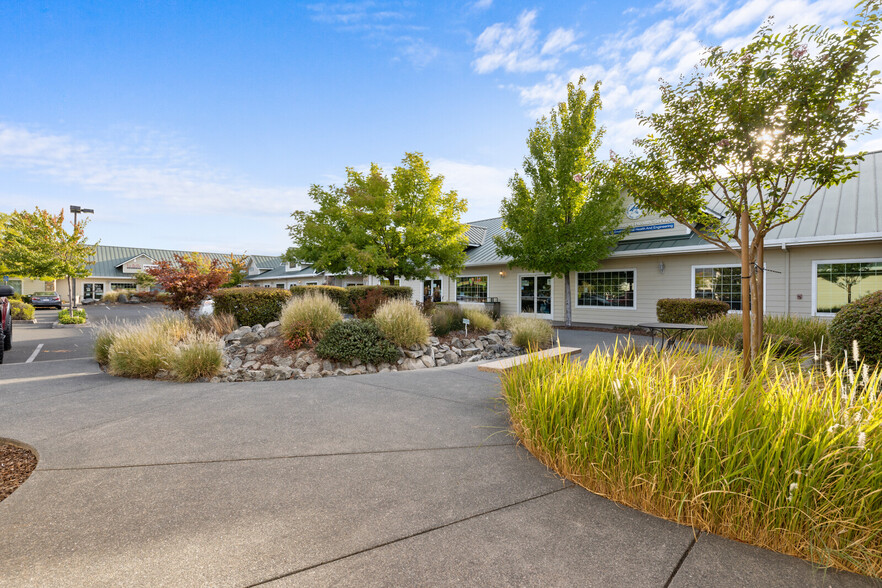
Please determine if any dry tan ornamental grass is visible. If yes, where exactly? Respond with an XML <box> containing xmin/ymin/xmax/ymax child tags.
<box><xmin>373</xmin><ymin>298</ymin><xmax>431</xmax><ymax>347</ymax></box>
<box><xmin>501</xmin><ymin>345</ymin><xmax>882</xmax><ymax>578</ymax></box>
<box><xmin>280</xmin><ymin>292</ymin><xmax>343</xmax><ymax>341</ymax></box>
<box><xmin>462</xmin><ymin>308</ymin><xmax>495</xmax><ymax>332</ymax></box>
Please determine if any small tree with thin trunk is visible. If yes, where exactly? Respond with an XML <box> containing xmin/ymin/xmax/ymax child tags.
<box><xmin>618</xmin><ymin>2</ymin><xmax>880</xmax><ymax>373</ymax></box>
<box><xmin>495</xmin><ymin>77</ymin><xmax>626</xmax><ymax>326</ymax></box>
<box><xmin>147</xmin><ymin>253</ymin><xmax>230</xmax><ymax>317</ymax></box>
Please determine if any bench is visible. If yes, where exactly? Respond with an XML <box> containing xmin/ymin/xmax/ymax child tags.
<box><xmin>477</xmin><ymin>347</ymin><xmax>582</xmax><ymax>374</ymax></box>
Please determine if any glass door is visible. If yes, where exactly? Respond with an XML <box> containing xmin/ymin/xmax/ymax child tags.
<box><xmin>423</xmin><ymin>279</ymin><xmax>442</xmax><ymax>302</ymax></box>
<box><xmin>519</xmin><ymin>276</ymin><xmax>551</xmax><ymax>316</ymax></box>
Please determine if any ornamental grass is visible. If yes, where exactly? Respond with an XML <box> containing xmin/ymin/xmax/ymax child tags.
<box><xmin>280</xmin><ymin>292</ymin><xmax>342</xmax><ymax>341</ymax></box>
<box><xmin>501</xmin><ymin>344</ymin><xmax>882</xmax><ymax>577</ymax></box>
<box><xmin>462</xmin><ymin>308</ymin><xmax>495</xmax><ymax>332</ymax></box>
<box><xmin>689</xmin><ymin>314</ymin><xmax>829</xmax><ymax>353</ymax></box>
<box><xmin>507</xmin><ymin>316</ymin><xmax>554</xmax><ymax>350</ymax></box>
<box><xmin>373</xmin><ymin>298</ymin><xmax>431</xmax><ymax>347</ymax></box>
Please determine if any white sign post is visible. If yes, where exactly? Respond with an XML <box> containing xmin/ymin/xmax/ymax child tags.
<box><xmin>463</xmin><ymin>317</ymin><xmax>470</xmax><ymax>337</ymax></box>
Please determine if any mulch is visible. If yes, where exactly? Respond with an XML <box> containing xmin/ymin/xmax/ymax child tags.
<box><xmin>0</xmin><ymin>442</ymin><xmax>38</xmax><ymax>503</ymax></box>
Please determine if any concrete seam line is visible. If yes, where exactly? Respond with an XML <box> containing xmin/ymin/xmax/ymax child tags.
<box><xmin>35</xmin><ymin>442</ymin><xmax>520</xmax><ymax>471</ymax></box>
<box><xmin>355</xmin><ymin>378</ymin><xmax>490</xmax><ymax>407</ymax></box>
<box><xmin>663</xmin><ymin>531</ymin><xmax>700</xmax><ymax>588</ymax></box>
<box><xmin>25</xmin><ymin>344</ymin><xmax>44</xmax><ymax>363</ymax></box>
<box><xmin>244</xmin><ymin>485</ymin><xmax>575</xmax><ymax>587</ymax></box>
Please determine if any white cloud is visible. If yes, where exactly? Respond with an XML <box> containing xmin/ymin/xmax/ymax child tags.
<box><xmin>471</xmin><ymin>0</ymin><xmax>493</xmax><ymax>10</ymax></box>
<box><xmin>430</xmin><ymin>158</ymin><xmax>513</xmax><ymax>221</ymax></box>
<box><xmin>473</xmin><ymin>10</ymin><xmax>577</xmax><ymax>74</ymax></box>
<box><xmin>0</xmin><ymin>123</ymin><xmax>309</xmax><ymax>216</ymax></box>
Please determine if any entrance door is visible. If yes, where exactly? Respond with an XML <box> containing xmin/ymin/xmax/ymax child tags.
<box><xmin>84</xmin><ymin>283</ymin><xmax>104</xmax><ymax>300</ymax></box>
<box><xmin>423</xmin><ymin>279</ymin><xmax>442</xmax><ymax>302</ymax></box>
<box><xmin>519</xmin><ymin>276</ymin><xmax>551</xmax><ymax>316</ymax></box>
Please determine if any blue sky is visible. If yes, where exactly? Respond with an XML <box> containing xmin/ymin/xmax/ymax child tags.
<box><xmin>0</xmin><ymin>0</ymin><xmax>877</xmax><ymax>256</ymax></box>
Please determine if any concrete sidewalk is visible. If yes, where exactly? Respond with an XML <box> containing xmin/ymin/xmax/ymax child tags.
<box><xmin>0</xmin><ymin>346</ymin><xmax>878</xmax><ymax>587</ymax></box>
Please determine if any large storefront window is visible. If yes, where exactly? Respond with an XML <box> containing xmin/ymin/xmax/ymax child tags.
<box><xmin>423</xmin><ymin>279</ymin><xmax>442</xmax><ymax>302</ymax></box>
<box><xmin>456</xmin><ymin>276</ymin><xmax>488</xmax><ymax>302</ymax></box>
<box><xmin>519</xmin><ymin>276</ymin><xmax>551</xmax><ymax>315</ymax></box>
<box><xmin>815</xmin><ymin>260</ymin><xmax>882</xmax><ymax>314</ymax></box>
<box><xmin>111</xmin><ymin>282</ymin><xmax>136</xmax><ymax>291</ymax></box>
<box><xmin>693</xmin><ymin>266</ymin><xmax>741</xmax><ymax>311</ymax></box>
<box><xmin>577</xmin><ymin>270</ymin><xmax>635</xmax><ymax>308</ymax></box>
<box><xmin>83</xmin><ymin>283</ymin><xmax>104</xmax><ymax>300</ymax></box>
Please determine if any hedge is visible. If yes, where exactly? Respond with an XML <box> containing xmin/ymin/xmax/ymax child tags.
<box><xmin>656</xmin><ymin>298</ymin><xmax>730</xmax><ymax>323</ymax></box>
<box><xmin>347</xmin><ymin>285</ymin><xmax>412</xmax><ymax>318</ymax></box>
<box><xmin>9</xmin><ymin>300</ymin><xmax>35</xmax><ymax>320</ymax></box>
<box><xmin>290</xmin><ymin>285</ymin><xmax>349</xmax><ymax>310</ymax></box>
<box><xmin>212</xmin><ymin>287</ymin><xmax>292</xmax><ymax>326</ymax></box>
<box><xmin>830</xmin><ymin>290</ymin><xmax>882</xmax><ymax>367</ymax></box>
<box><xmin>315</xmin><ymin>319</ymin><xmax>400</xmax><ymax>365</ymax></box>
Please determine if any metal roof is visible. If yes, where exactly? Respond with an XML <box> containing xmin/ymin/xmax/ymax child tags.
<box><xmin>87</xmin><ymin>245</ymin><xmax>279</xmax><ymax>279</ymax></box>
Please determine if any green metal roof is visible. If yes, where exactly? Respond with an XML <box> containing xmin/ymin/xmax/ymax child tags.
<box><xmin>87</xmin><ymin>245</ymin><xmax>280</xmax><ymax>279</ymax></box>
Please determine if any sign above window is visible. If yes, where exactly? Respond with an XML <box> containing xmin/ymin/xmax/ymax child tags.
<box><xmin>120</xmin><ymin>255</ymin><xmax>159</xmax><ymax>273</ymax></box>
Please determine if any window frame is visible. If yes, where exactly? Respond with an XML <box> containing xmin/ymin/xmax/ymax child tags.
<box><xmin>455</xmin><ymin>275</ymin><xmax>490</xmax><ymax>303</ymax></box>
<box><xmin>691</xmin><ymin>263</ymin><xmax>767</xmax><ymax>313</ymax></box>
<box><xmin>517</xmin><ymin>273</ymin><xmax>554</xmax><ymax>316</ymax></box>
<box><xmin>423</xmin><ymin>278</ymin><xmax>444</xmax><ymax>303</ymax></box>
<box><xmin>574</xmin><ymin>268</ymin><xmax>637</xmax><ymax>311</ymax></box>
<box><xmin>110</xmin><ymin>282</ymin><xmax>136</xmax><ymax>291</ymax></box>
<box><xmin>812</xmin><ymin>257</ymin><xmax>882</xmax><ymax>317</ymax></box>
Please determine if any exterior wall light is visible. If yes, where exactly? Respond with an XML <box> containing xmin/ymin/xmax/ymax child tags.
<box><xmin>658</xmin><ymin>261</ymin><xmax>665</xmax><ymax>274</ymax></box>
<box><xmin>499</xmin><ymin>270</ymin><xmax>506</xmax><ymax>278</ymax></box>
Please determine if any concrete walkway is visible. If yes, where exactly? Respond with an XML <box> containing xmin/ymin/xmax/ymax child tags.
<box><xmin>0</xmin><ymin>332</ymin><xmax>878</xmax><ymax>587</ymax></box>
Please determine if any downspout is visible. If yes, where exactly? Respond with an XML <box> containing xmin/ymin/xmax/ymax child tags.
<box><xmin>782</xmin><ymin>242</ymin><xmax>790</xmax><ymax>315</ymax></box>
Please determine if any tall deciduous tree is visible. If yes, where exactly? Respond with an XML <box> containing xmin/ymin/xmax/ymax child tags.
<box><xmin>618</xmin><ymin>2</ymin><xmax>880</xmax><ymax>373</ymax></box>
<box><xmin>286</xmin><ymin>152</ymin><xmax>468</xmax><ymax>284</ymax></box>
<box><xmin>0</xmin><ymin>207</ymin><xmax>96</xmax><ymax>313</ymax></box>
<box><xmin>495</xmin><ymin>77</ymin><xmax>626</xmax><ymax>327</ymax></box>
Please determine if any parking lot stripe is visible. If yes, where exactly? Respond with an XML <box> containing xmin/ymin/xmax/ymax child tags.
<box><xmin>25</xmin><ymin>344</ymin><xmax>44</xmax><ymax>364</ymax></box>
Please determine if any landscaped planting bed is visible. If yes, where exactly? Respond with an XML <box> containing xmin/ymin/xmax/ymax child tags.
<box><xmin>501</xmin><ymin>345</ymin><xmax>882</xmax><ymax>578</ymax></box>
<box><xmin>0</xmin><ymin>442</ymin><xmax>38</xmax><ymax>503</ymax></box>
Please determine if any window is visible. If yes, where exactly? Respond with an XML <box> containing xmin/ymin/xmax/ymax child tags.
<box><xmin>577</xmin><ymin>270</ymin><xmax>635</xmax><ymax>308</ymax></box>
<box><xmin>276</xmin><ymin>283</ymin><xmax>285</xmax><ymax>289</ymax></box>
<box><xmin>110</xmin><ymin>282</ymin><xmax>136</xmax><ymax>291</ymax></box>
<box><xmin>692</xmin><ymin>265</ymin><xmax>741</xmax><ymax>311</ymax></box>
<box><xmin>519</xmin><ymin>275</ymin><xmax>552</xmax><ymax>315</ymax></box>
<box><xmin>380</xmin><ymin>278</ymin><xmax>400</xmax><ymax>286</ymax></box>
<box><xmin>456</xmin><ymin>276</ymin><xmax>488</xmax><ymax>302</ymax></box>
<box><xmin>84</xmin><ymin>283</ymin><xmax>104</xmax><ymax>300</ymax></box>
<box><xmin>423</xmin><ymin>279</ymin><xmax>442</xmax><ymax>302</ymax></box>
<box><xmin>306</xmin><ymin>282</ymin><xmax>318</xmax><ymax>286</ymax></box>
<box><xmin>815</xmin><ymin>259</ymin><xmax>882</xmax><ymax>315</ymax></box>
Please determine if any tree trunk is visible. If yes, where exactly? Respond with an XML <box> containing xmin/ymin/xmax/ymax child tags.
<box><xmin>564</xmin><ymin>272</ymin><xmax>572</xmax><ymax>327</ymax></box>
<box><xmin>68</xmin><ymin>275</ymin><xmax>75</xmax><ymax>316</ymax></box>
<box><xmin>755</xmin><ymin>239</ymin><xmax>765</xmax><ymax>357</ymax></box>
<box><xmin>740</xmin><ymin>206</ymin><xmax>751</xmax><ymax>377</ymax></box>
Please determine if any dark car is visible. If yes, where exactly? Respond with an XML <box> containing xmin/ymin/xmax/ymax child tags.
<box><xmin>31</xmin><ymin>291</ymin><xmax>63</xmax><ymax>309</ymax></box>
<box><xmin>0</xmin><ymin>284</ymin><xmax>13</xmax><ymax>363</ymax></box>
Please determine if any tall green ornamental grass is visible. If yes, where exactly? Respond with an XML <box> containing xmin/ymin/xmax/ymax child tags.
<box><xmin>373</xmin><ymin>298</ymin><xmax>431</xmax><ymax>347</ymax></box>
<box><xmin>280</xmin><ymin>292</ymin><xmax>342</xmax><ymax>341</ymax></box>
<box><xmin>171</xmin><ymin>331</ymin><xmax>223</xmax><ymax>382</ymax></box>
<box><xmin>501</xmin><ymin>346</ymin><xmax>882</xmax><ymax>577</ymax></box>
<box><xmin>508</xmin><ymin>317</ymin><xmax>554</xmax><ymax>350</ymax></box>
<box><xmin>690</xmin><ymin>314</ymin><xmax>829</xmax><ymax>353</ymax></box>
<box><xmin>462</xmin><ymin>308</ymin><xmax>495</xmax><ymax>332</ymax></box>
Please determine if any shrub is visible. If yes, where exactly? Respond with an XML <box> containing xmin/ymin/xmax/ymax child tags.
<box><xmin>102</xmin><ymin>291</ymin><xmax>120</xmax><ymax>303</ymax></box>
<box><xmin>9</xmin><ymin>300</ymin><xmax>34</xmax><ymax>320</ymax></box>
<box><xmin>146</xmin><ymin>253</ymin><xmax>230</xmax><ymax>315</ymax></box>
<box><xmin>510</xmin><ymin>317</ymin><xmax>554</xmax><ymax>349</ymax></box>
<box><xmin>107</xmin><ymin>324</ymin><xmax>175</xmax><ymax>378</ymax></box>
<box><xmin>315</xmin><ymin>319</ymin><xmax>399</xmax><ymax>365</ymax></box>
<box><xmin>170</xmin><ymin>332</ymin><xmax>223</xmax><ymax>382</ymax></box>
<box><xmin>192</xmin><ymin>312</ymin><xmax>238</xmax><ymax>337</ymax></box>
<box><xmin>656</xmin><ymin>298</ymin><xmax>730</xmax><ymax>323</ymax></box>
<box><xmin>502</xmin><ymin>346</ymin><xmax>882</xmax><ymax>578</ymax></box>
<box><xmin>94</xmin><ymin>325</ymin><xmax>116</xmax><ymax>366</ymax></box>
<box><xmin>212</xmin><ymin>287</ymin><xmax>292</xmax><ymax>327</ymax></box>
<box><xmin>373</xmin><ymin>299</ymin><xmax>431</xmax><ymax>347</ymax></box>
<box><xmin>431</xmin><ymin>304</ymin><xmax>464</xmax><ymax>336</ymax></box>
<box><xmin>689</xmin><ymin>313</ymin><xmax>830</xmax><ymax>354</ymax></box>
<box><xmin>495</xmin><ymin>314</ymin><xmax>516</xmax><ymax>331</ymax></box>
<box><xmin>347</xmin><ymin>285</ymin><xmax>412</xmax><ymax>318</ymax></box>
<box><xmin>290</xmin><ymin>285</ymin><xmax>349</xmax><ymax>311</ymax></box>
<box><xmin>830</xmin><ymin>290</ymin><xmax>882</xmax><ymax>367</ymax></box>
<box><xmin>463</xmin><ymin>308</ymin><xmax>495</xmax><ymax>332</ymax></box>
<box><xmin>284</xmin><ymin>322</ymin><xmax>313</xmax><ymax>350</ymax></box>
<box><xmin>58</xmin><ymin>308</ymin><xmax>87</xmax><ymax>324</ymax></box>
<box><xmin>280</xmin><ymin>292</ymin><xmax>342</xmax><ymax>341</ymax></box>
<box><xmin>133</xmin><ymin>290</ymin><xmax>158</xmax><ymax>302</ymax></box>
<box><xmin>147</xmin><ymin>312</ymin><xmax>193</xmax><ymax>343</ymax></box>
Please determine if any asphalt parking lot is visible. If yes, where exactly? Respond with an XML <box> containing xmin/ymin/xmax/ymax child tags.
<box><xmin>3</xmin><ymin>303</ymin><xmax>167</xmax><ymax>365</ymax></box>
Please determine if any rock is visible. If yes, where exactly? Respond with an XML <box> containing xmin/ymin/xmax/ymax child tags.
<box><xmin>428</xmin><ymin>337</ymin><xmax>440</xmax><ymax>345</ymax></box>
<box><xmin>209</xmin><ymin>376</ymin><xmax>221</xmax><ymax>383</ymax></box>
<box><xmin>322</xmin><ymin>360</ymin><xmax>335</xmax><ymax>372</ymax></box>
<box><xmin>420</xmin><ymin>355</ymin><xmax>435</xmax><ymax>368</ymax></box>
<box><xmin>273</xmin><ymin>356</ymin><xmax>294</xmax><ymax>368</ymax></box>
<box><xmin>304</xmin><ymin>362</ymin><xmax>322</xmax><ymax>376</ymax></box>
<box><xmin>240</xmin><ymin>332</ymin><xmax>260</xmax><ymax>345</ymax></box>
<box><xmin>475</xmin><ymin>340</ymin><xmax>485</xmax><ymax>351</ymax></box>
<box><xmin>365</xmin><ymin>364</ymin><xmax>377</xmax><ymax>374</ymax></box>
<box><xmin>229</xmin><ymin>357</ymin><xmax>243</xmax><ymax>370</ymax></box>
<box><xmin>451</xmin><ymin>337</ymin><xmax>461</xmax><ymax>348</ymax></box>
<box><xmin>245</xmin><ymin>353</ymin><xmax>259</xmax><ymax>362</ymax></box>
<box><xmin>351</xmin><ymin>358</ymin><xmax>362</xmax><ymax>367</ymax></box>
<box><xmin>264</xmin><ymin>326</ymin><xmax>281</xmax><ymax>338</ymax></box>
<box><xmin>443</xmin><ymin>350</ymin><xmax>458</xmax><ymax>364</ymax></box>
<box><xmin>379</xmin><ymin>367</ymin><xmax>392</xmax><ymax>373</ymax></box>
<box><xmin>251</xmin><ymin>324</ymin><xmax>264</xmax><ymax>332</ymax></box>
<box><xmin>248</xmin><ymin>369</ymin><xmax>267</xmax><ymax>382</ymax></box>
<box><xmin>461</xmin><ymin>346</ymin><xmax>480</xmax><ymax>357</ymax></box>
<box><xmin>255</xmin><ymin>344</ymin><xmax>268</xmax><ymax>354</ymax></box>
<box><xmin>467</xmin><ymin>355</ymin><xmax>482</xmax><ymax>362</ymax></box>
<box><xmin>404</xmin><ymin>349</ymin><xmax>423</xmax><ymax>359</ymax></box>
<box><xmin>226</xmin><ymin>326</ymin><xmax>250</xmax><ymax>341</ymax></box>
<box><xmin>436</xmin><ymin>358</ymin><xmax>447</xmax><ymax>367</ymax></box>
<box><xmin>398</xmin><ymin>358</ymin><xmax>426</xmax><ymax>371</ymax></box>
<box><xmin>294</xmin><ymin>356</ymin><xmax>310</xmax><ymax>370</ymax></box>
<box><xmin>378</xmin><ymin>363</ymin><xmax>391</xmax><ymax>371</ymax></box>
<box><xmin>266</xmin><ymin>321</ymin><xmax>281</xmax><ymax>330</ymax></box>
<box><xmin>486</xmin><ymin>333</ymin><xmax>503</xmax><ymax>345</ymax></box>
<box><xmin>409</xmin><ymin>343</ymin><xmax>421</xmax><ymax>351</ymax></box>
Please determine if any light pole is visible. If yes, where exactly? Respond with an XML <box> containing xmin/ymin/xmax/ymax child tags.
<box><xmin>69</xmin><ymin>205</ymin><xmax>93</xmax><ymax>310</ymax></box>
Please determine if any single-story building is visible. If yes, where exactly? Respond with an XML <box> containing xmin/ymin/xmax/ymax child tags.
<box><xmin>18</xmin><ymin>152</ymin><xmax>882</xmax><ymax>324</ymax></box>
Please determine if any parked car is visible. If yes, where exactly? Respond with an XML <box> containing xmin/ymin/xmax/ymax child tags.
<box><xmin>30</xmin><ymin>291</ymin><xmax>63</xmax><ymax>309</ymax></box>
<box><xmin>0</xmin><ymin>284</ymin><xmax>13</xmax><ymax>363</ymax></box>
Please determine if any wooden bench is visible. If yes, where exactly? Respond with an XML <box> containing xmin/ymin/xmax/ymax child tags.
<box><xmin>477</xmin><ymin>347</ymin><xmax>582</xmax><ymax>374</ymax></box>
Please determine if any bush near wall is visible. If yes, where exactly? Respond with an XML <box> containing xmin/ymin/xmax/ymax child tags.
<box><xmin>9</xmin><ymin>300</ymin><xmax>35</xmax><ymax>320</ymax></box>
<box><xmin>347</xmin><ymin>286</ymin><xmax>413</xmax><ymax>318</ymax></box>
<box><xmin>290</xmin><ymin>285</ymin><xmax>349</xmax><ymax>311</ymax></box>
<box><xmin>830</xmin><ymin>290</ymin><xmax>882</xmax><ymax>367</ymax></box>
<box><xmin>656</xmin><ymin>298</ymin><xmax>730</xmax><ymax>323</ymax></box>
<box><xmin>212</xmin><ymin>287</ymin><xmax>292</xmax><ymax>327</ymax></box>
<box><xmin>315</xmin><ymin>319</ymin><xmax>399</xmax><ymax>365</ymax></box>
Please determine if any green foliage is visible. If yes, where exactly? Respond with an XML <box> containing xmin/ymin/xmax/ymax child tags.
<box><xmin>462</xmin><ymin>308</ymin><xmax>495</xmax><ymax>332</ymax></box>
<box><xmin>617</xmin><ymin>4</ymin><xmax>881</xmax><ymax>361</ymax></box>
<box><xmin>496</xmin><ymin>76</ymin><xmax>626</xmax><ymax>326</ymax></box>
<box><xmin>509</xmin><ymin>317</ymin><xmax>554</xmax><ymax>349</ymax></box>
<box><xmin>58</xmin><ymin>308</ymin><xmax>87</xmax><ymax>324</ymax></box>
<box><xmin>286</xmin><ymin>152</ymin><xmax>469</xmax><ymax>283</ymax></box>
<box><xmin>107</xmin><ymin>323</ymin><xmax>174</xmax><ymax>378</ymax></box>
<box><xmin>147</xmin><ymin>253</ymin><xmax>231</xmax><ymax>316</ymax></box>
<box><xmin>502</xmin><ymin>346</ymin><xmax>882</xmax><ymax>577</ymax></box>
<box><xmin>9</xmin><ymin>300</ymin><xmax>34</xmax><ymax>320</ymax></box>
<box><xmin>373</xmin><ymin>298</ymin><xmax>431</xmax><ymax>347</ymax></box>
<box><xmin>280</xmin><ymin>292</ymin><xmax>343</xmax><ymax>341</ymax></box>
<box><xmin>690</xmin><ymin>314</ymin><xmax>830</xmax><ymax>354</ymax></box>
<box><xmin>134</xmin><ymin>271</ymin><xmax>156</xmax><ymax>290</ymax></box>
<box><xmin>347</xmin><ymin>285</ymin><xmax>412</xmax><ymax>318</ymax></box>
<box><xmin>170</xmin><ymin>333</ymin><xmax>223</xmax><ymax>382</ymax></box>
<box><xmin>94</xmin><ymin>326</ymin><xmax>116</xmax><ymax>366</ymax></box>
<box><xmin>831</xmin><ymin>290</ymin><xmax>882</xmax><ymax>367</ymax></box>
<box><xmin>431</xmin><ymin>304</ymin><xmax>464</xmax><ymax>336</ymax></box>
<box><xmin>290</xmin><ymin>285</ymin><xmax>349</xmax><ymax>311</ymax></box>
<box><xmin>0</xmin><ymin>207</ymin><xmax>96</xmax><ymax>281</ymax></box>
<box><xmin>212</xmin><ymin>287</ymin><xmax>292</xmax><ymax>327</ymax></box>
<box><xmin>656</xmin><ymin>298</ymin><xmax>730</xmax><ymax>323</ymax></box>
<box><xmin>220</xmin><ymin>253</ymin><xmax>248</xmax><ymax>288</ymax></box>
<box><xmin>315</xmin><ymin>319</ymin><xmax>400</xmax><ymax>365</ymax></box>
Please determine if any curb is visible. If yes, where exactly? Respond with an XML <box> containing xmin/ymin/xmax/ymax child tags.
<box><xmin>52</xmin><ymin>321</ymin><xmax>91</xmax><ymax>329</ymax></box>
